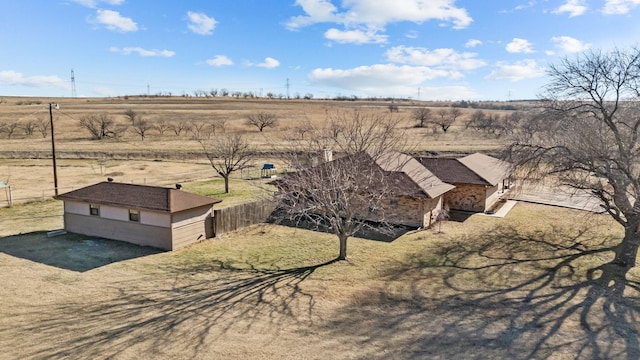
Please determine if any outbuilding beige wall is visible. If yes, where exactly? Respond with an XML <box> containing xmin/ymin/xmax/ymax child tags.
<box><xmin>63</xmin><ymin>212</ymin><xmax>173</xmax><ymax>250</ymax></box>
<box><xmin>62</xmin><ymin>201</ymin><xmax>212</xmax><ymax>250</ymax></box>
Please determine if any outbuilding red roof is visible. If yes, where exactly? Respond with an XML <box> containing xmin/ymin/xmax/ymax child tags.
<box><xmin>54</xmin><ymin>181</ymin><xmax>222</xmax><ymax>213</ymax></box>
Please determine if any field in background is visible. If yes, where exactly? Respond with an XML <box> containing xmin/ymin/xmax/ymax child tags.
<box><xmin>0</xmin><ymin>96</ymin><xmax>516</xmax><ymax>158</ymax></box>
<box><xmin>0</xmin><ymin>95</ymin><xmax>520</xmax><ymax>206</ymax></box>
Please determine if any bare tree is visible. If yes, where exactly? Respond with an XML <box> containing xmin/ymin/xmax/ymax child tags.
<box><xmin>330</xmin><ymin>110</ymin><xmax>404</xmax><ymax>158</ymax></box>
<box><xmin>246</xmin><ymin>112</ymin><xmax>279</xmax><ymax>132</ymax></box>
<box><xmin>168</xmin><ymin>120</ymin><xmax>191</xmax><ymax>137</ymax></box>
<box><xmin>412</xmin><ymin>107</ymin><xmax>431</xmax><ymax>128</ymax></box>
<box><xmin>506</xmin><ymin>46</ymin><xmax>640</xmax><ymax>273</ymax></box>
<box><xmin>79</xmin><ymin>113</ymin><xmax>118</xmax><ymax>140</ymax></box>
<box><xmin>200</xmin><ymin>134</ymin><xmax>253</xmax><ymax>193</ymax></box>
<box><xmin>0</xmin><ymin>120</ymin><xmax>20</xmax><ymax>139</ymax></box>
<box><xmin>272</xmin><ymin>110</ymin><xmax>415</xmax><ymax>260</ymax></box>
<box><xmin>152</xmin><ymin>119</ymin><xmax>170</xmax><ymax>136</ymax></box>
<box><xmin>131</xmin><ymin>118</ymin><xmax>152</xmax><ymax>141</ymax></box>
<box><xmin>123</xmin><ymin>109</ymin><xmax>138</xmax><ymax>125</ymax></box>
<box><xmin>432</xmin><ymin>107</ymin><xmax>459</xmax><ymax>133</ymax></box>
<box><xmin>21</xmin><ymin>119</ymin><xmax>37</xmax><ymax>137</ymax></box>
<box><xmin>213</xmin><ymin>118</ymin><xmax>227</xmax><ymax>134</ymax></box>
<box><xmin>36</xmin><ymin>117</ymin><xmax>50</xmax><ymax>138</ymax></box>
<box><xmin>189</xmin><ymin>120</ymin><xmax>215</xmax><ymax>140</ymax></box>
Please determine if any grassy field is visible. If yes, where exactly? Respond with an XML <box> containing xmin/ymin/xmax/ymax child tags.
<box><xmin>1</xmin><ymin>200</ymin><xmax>638</xmax><ymax>359</ymax></box>
<box><xmin>0</xmin><ymin>96</ymin><xmax>509</xmax><ymax>158</ymax></box>
<box><xmin>2</xmin><ymin>96</ymin><xmax>637</xmax><ymax>359</ymax></box>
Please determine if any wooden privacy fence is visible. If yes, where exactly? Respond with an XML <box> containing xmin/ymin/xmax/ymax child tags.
<box><xmin>213</xmin><ymin>199</ymin><xmax>277</xmax><ymax>236</ymax></box>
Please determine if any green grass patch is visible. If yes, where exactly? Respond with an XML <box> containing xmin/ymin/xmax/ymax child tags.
<box><xmin>181</xmin><ymin>177</ymin><xmax>275</xmax><ymax>208</ymax></box>
<box><xmin>0</xmin><ymin>199</ymin><xmax>63</xmax><ymax>236</ymax></box>
<box><xmin>148</xmin><ymin>203</ymin><xmax>624</xmax><ymax>290</ymax></box>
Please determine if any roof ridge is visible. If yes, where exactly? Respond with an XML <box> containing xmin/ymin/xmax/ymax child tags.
<box><xmin>374</xmin><ymin>151</ymin><xmax>455</xmax><ymax>198</ymax></box>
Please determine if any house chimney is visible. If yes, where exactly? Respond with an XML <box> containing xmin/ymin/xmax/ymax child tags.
<box><xmin>175</xmin><ymin>183</ymin><xmax>182</xmax><ymax>190</ymax></box>
<box><xmin>322</xmin><ymin>148</ymin><xmax>333</xmax><ymax>162</ymax></box>
<box><xmin>107</xmin><ymin>177</ymin><xmax>114</xmax><ymax>182</ymax></box>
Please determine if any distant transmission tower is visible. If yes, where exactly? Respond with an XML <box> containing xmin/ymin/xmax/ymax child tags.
<box><xmin>70</xmin><ymin>69</ymin><xmax>77</xmax><ymax>97</ymax></box>
<box><xmin>286</xmin><ymin>78</ymin><xmax>290</xmax><ymax>99</ymax></box>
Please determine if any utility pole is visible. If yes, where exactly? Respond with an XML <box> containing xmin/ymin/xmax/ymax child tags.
<box><xmin>49</xmin><ymin>103</ymin><xmax>59</xmax><ymax>196</ymax></box>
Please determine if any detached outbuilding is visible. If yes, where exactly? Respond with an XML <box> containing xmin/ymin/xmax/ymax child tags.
<box><xmin>54</xmin><ymin>181</ymin><xmax>222</xmax><ymax>250</ymax></box>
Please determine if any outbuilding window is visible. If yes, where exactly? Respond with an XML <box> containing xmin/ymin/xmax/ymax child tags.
<box><xmin>129</xmin><ymin>209</ymin><xmax>140</xmax><ymax>222</ymax></box>
<box><xmin>89</xmin><ymin>204</ymin><xmax>100</xmax><ymax>216</ymax></box>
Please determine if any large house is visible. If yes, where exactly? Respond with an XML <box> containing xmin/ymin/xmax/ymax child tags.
<box><xmin>274</xmin><ymin>150</ymin><xmax>513</xmax><ymax>231</ymax></box>
<box><xmin>54</xmin><ymin>181</ymin><xmax>222</xmax><ymax>250</ymax></box>
<box><xmin>273</xmin><ymin>151</ymin><xmax>455</xmax><ymax>229</ymax></box>
<box><xmin>418</xmin><ymin>153</ymin><xmax>513</xmax><ymax>213</ymax></box>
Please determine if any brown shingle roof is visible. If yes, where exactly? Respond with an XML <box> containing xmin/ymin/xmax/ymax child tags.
<box><xmin>375</xmin><ymin>151</ymin><xmax>455</xmax><ymax>198</ymax></box>
<box><xmin>458</xmin><ymin>153</ymin><xmax>513</xmax><ymax>186</ymax></box>
<box><xmin>54</xmin><ymin>182</ymin><xmax>222</xmax><ymax>213</ymax></box>
<box><xmin>418</xmin><ymin>153</ymin><xmax>513</xmax><ymax>186</ymax></box>
<box><xmin>418</xmin><ymin>157</ymin><xmax>490</xmax><ymax>186</ymax></box>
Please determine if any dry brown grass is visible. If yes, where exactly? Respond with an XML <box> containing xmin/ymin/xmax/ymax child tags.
<box><xmin>0</xmin><ymin>96</ymin><xmax>508</xmax><ymax>158</ymax></box>
<box><xmin>1</xmin><ymin>202</ymin><xmax>637</xmax><ymax>359</ymax></box>
<box><xmin>4</xmin><ymin>97</ymin><xmax>634</xmax><ymax>358</ymax></box>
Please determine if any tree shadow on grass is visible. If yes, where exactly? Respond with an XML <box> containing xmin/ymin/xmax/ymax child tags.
<box><xmin>320</xmin><ymin>224</ymin><xmax>640</xmax><ymax>359</ymax></box>
<box><xmin>0</xmin><ymin>231</ymin><xmax>161</xmax><ymax>272</ymax></box>
<box><xmin>1</xmin><ymin>258</ymin><xmax>335</xmax><ymax>359</ymax></box>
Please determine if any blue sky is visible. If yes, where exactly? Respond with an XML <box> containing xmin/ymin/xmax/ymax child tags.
<box><xmin>1</xmin><ymin>0</ymin><xmax>639</xmax><ymax>100</ymax></box>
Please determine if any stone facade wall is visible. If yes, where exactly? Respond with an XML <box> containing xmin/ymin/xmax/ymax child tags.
<box><xmin>444</xmin><ymin>184</ymin><xmax>488</xmax><ymax>212</ymax></box>
<box><xmin>381</xmin><ymin>196</ymin><xmax>442</xmax><ymax>227</ymax></box>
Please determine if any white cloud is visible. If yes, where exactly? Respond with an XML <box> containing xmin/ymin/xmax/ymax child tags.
<box><xmin>385</xmin><ymin>46</ymin><xmax>486</xmax><ymax>71</ymax></box>
<box><xmin>553</xmin><ymin>0</ymin><xmax>588</xmax><ymax>17</ymax></box>
<box><xmin>186</xmin><ymin>11</ymin><xmax>217</xmax><ymax>35</ymax></box>
<box><xmin>206</xmin><ymin>55</ymin><xmax>233</xmax><ymax>67</ymax></box>
<box><xmin>405</xmin><ymin>30</ymin><xmax>419</xmax><ymax>39</ymax></box>
<box><xmin>465</xmin><ymin>39</ymin><xmax>482</xmax><ymax>48</ymax></box>
<box><xmin>0</xmin><ymin>70</ymin><xmax>69</xmax><ymax>89</ymax></box>
<box><xmin>309</xmin><ymin>64</ymin><xmax>449</xmax><ymax>88</ymax></box>
<box><xmin>93</xmin><ymin>9</ymin><xmax>138</xmax><ymax>32</ymax></box>
<box><xmin>287</xmin><ymin>0</ymin><xmax>340</xmax><ymax>29</ymax></box>
<box><xmin>551</xmin><ymin>36</ymin><xmax>591</xmax><ymax>53</ymax></box>
<box><xmin>287</xmin><ymin>0</ymin><xmax>472</xmax><ymax>30</ymax></box>
<box><xmin>485</xmin><ymin>60</ymin><xmax>545</xmax><ymax>81</ymax></box>
<box><xmin>308</xmin><ymin>64</ymin><xmax>477</xmax><ymax>99</ymax></box>
<box><xmin>110</xmin><ymin>47</ymin><xmax>175</xmax><ymax>57</ymax></box>
<box><xmin>417</xmin><ymin>86</ymin><xmax>480</xmax><ymax>100</ymax></box>
<box><xmin>71</xmin><ymin>0</ymin><xmax>124</xmax><ymax>8</ymax></box>
<box><xmin>602</xmin><ymin>0</ymin><xmax>640</xmax><ymax>14</ymax></box>
<box><xmin>324</xmin><ymin>28</ymin><xmax>387</xmax><ymax>44</ymax></box>
<box><xmin>506</xmin><ymin>38</ymin><xmax>534</xmax><ymax>53</ymax></box>
<box><xmin>247</xmin><ymin>57</ymin><xmax>280</xmax><ymax>69</ymax></box>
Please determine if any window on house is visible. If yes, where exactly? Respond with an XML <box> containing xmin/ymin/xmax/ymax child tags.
<box><xmin>129</xmin><ymin>209</ymin><xmax>140</xmax><ymax>222</ymax></box>
<box><xmin>89</xmin><ymin>204</ymin><xmax>100</xmax><ymax>216</ymax></box>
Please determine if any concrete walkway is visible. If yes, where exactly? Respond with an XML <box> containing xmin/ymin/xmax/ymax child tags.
<box><xmin>482</xmin><ymin>200</ymin><xmax>518</xmax><ymax>218</ymax></box>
